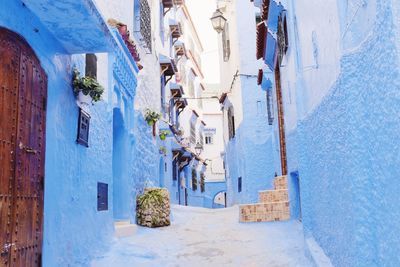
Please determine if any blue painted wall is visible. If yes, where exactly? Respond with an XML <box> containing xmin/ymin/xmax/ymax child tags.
<box><xmin>0</xmin><ymin>1</ymin><xmax>140</xmax><ymax>265</ymax></box>
<box><xmin>281</xmin><ymin>1</ymin><xmax>400</xmax><ymax>266</ymax></box>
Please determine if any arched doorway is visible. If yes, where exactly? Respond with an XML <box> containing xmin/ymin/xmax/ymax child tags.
<box><xmin>213</xmin><ymin>191</ymin><xmax>227</xmax><ymax>208</ymax></box>
<box><xmin>112</xmin><ymin>107</ymin><xmax>130</xmax><ymax>220</ymax></box>
<box><xmin>0</xmin><ymin>27</ymin><xmax>47</xmax><ymax>266</ymax></box>
<box><xmin>159</xmin><ymin>157</ymin><xmax>165</xmax><ymax>188</ymax></box>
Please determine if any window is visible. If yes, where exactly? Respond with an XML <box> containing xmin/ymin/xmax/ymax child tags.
<box><xmin>205</xmin><ymin>135</ymin><xmax>213</xmax><ymax>145</ymax></box>
<box><xmin>77</xmin><ymin>108</ymin><xmax>90</xmax><ymax>147</ymax></box>
<box><xmin>227</xmin><ymin>107</ymin><xmax>235</xmax><ymax>140</ymax></box>
<box><xmin>191</xmin><ymin>169</ymin><xmax>197</xmax><ymax>191</ymax></box>
<box><xmin>97</xmin><ymin>182</ymin><xmax>108</xmax><ymax>211</ymax></box>
<box><xmin>172</xmin><ymin>158</ymin><xmax>177</xmax><ymax>181</ymax></box>
<box><xmin>277</xmin><ymin>10</ymin><xmax>289</xmax><ymax>63</ymax></box>
<box><xmin>255</xmin><ymin>13</ymin><xmax>262</xmax><ymax>24</ymax></box>
<box><xmin>159</xmin><ymin>2</ymin><xmax>165</xmax><ymax>43</ymax></box>
<box><xmin>199</xmin><ymin>130</ymin><xmax>204</xmax><ymax>146</ymax></box>
<box><xmin>190</xmin><ymin>121</ymin><xmax>196</xmax><ymax>144</ymax></box>
<box><xmin>222</xmin><ymin>23</ymin><xmax>231</xmax><ymax>62</ymax></box>
<box><xmin>85</xmin><ymin>54</ymin><xmax>97</xmax><ymax>78</ymax></box>
<box><xmin>160</xmin><ymin>75</ymin><xmax>166</xmax><ymax>115</ymax></box>
<box><xmin>134</xmin><ymin>0</ymin><xmax>152</xmax><ymax>52</ymax></box>
<box><xmin>266</xmin><ymin>90</ymin><xmax>274</xmax><ymax>125</ymax></box>
<box><xmin>238</xmin><ymin>177</ymin><xmax>242</xmax><ymax>193</ymax></box>
<box><xmin>200</xmin><ymin>173</ymin><xmax>205</xmax><ymax>193</ymax></box>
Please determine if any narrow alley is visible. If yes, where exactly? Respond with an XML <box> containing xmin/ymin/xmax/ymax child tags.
<box><xmin>1</xmin><ymin>0</ymin><xmax>400</xmax><ymax>266</ymax></box>
<box><xmin>92</xmin><ymin>205</ymin><xmax>313</xmax><ymax>267</ymax></box>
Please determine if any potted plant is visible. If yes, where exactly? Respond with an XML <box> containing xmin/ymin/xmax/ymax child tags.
<box><xmin>159</xmin><ymin>130</ymin><xmax>170</xmax><ymax>141</ymax></box>
<box><xmin>72</xmin><ymin>69</ymin><xmax>104</xmax><ymax>106</ymax></box>
<box><xmin>144</xmin><ymin>109</ymin><xmax>161</xmax><ymax>137</ymax></box>
<box><xmin>159</xmin><ymin>146</ymin><xmax>167</xmax><ymax>156</ymax></box>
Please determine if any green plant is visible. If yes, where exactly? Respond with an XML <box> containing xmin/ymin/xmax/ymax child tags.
<box><xmin>137</xmin><ymin>188</ymin><xmax>165</xmax><ymax>208</ymax></box>
<box><xmin>72</xmin><ymin>69</ymin><xmax>104</xmax><ymax>102</ymax></box>
<box><xmin>159</xmin><ymin>130</ymin><xmax>170</xmax><ymax>140</ymax></box>
<box><xmin>144</xmin><ymin>109</ymin><xmax>161</xmax><ymax>126</ymax></box>
<box><xmin>159</xmin><ymin>146</ymin><xmax>167</xmax><ymax>156</ymax></box>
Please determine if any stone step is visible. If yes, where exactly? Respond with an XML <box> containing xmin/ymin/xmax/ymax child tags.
<box><xmin>239</xmin><ymin>201</ymin><xmax>290</xmax><ymax>223</ymax></box>
<box><xmin>114</xmin><ymin>220</ymin><xmax>137</xmax><ymax>238</ymax></box>
<box><xmin>273</xmin><ymin>175</ymin><xmax>288</xmax><ymax>190</ymax></box>
<box><xmin>259</xmin><ymin>189</ymin><xmax>288</xmax><ymax>203</ymax></box>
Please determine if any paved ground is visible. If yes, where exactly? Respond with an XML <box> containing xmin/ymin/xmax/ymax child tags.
<box><xmin>91</xmin><ymin>205</ymin><xmax>313</xmax><ymax>267</ymax></box>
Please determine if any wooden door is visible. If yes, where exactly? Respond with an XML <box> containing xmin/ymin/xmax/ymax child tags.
<box><xmin>274</xmin><ymin>64</ymin><xmax>287</xmax><ymax>175</ymax></box>
<box><xmin>0</xmin><ymin>27</ymin><xmax>47</xmax><ymax>267</ymax></box>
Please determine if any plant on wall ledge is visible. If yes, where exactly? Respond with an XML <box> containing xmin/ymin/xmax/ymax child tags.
<box><xmin>159</xmin><ymin>130</ymin><xmax>170</xmax><ymax>141</ymax></box>
<box><xmin>145</xmin><ymin>109</ymin><xmax>161</xmax><ymax>137</ymax></box>
<box><xmin>73</xmin><ymin>69</ymin><xmax>104</xmax><ymax>105</ymax></box>
<box><xmin>144</xmin><ymin>109</ymin><xmax>161</xmax><ymax>126</ymax></box>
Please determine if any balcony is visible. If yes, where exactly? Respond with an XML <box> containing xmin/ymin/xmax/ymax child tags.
<box><xmin>23</xmin><ymin>0</ymin><xmax>114</xmax><ymax>53</ymax></box>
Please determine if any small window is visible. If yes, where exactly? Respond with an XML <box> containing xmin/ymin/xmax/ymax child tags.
<box><xmin>200</xmin><ymin>173</ymin><xmax>205</xmax><ymax>193</ymax></box>
<box><xmin>255</xmin><ymin>14</ymin><xmax>262</xmax><ymax>24</ymax></box>
<box><xmin>266</xmin><ymin>90</ymin><xmax>274</xmax><ymax>125</ymax></box>
<box><xmin>222</xmin><ymin>23</ymin><xmax>231</xmax><ymax>62</ymax></box>
<box><xmin>85</xmin><ymin>54</ymin><xmax>97</xmax><ymax>78</ymax></box>
<box><xmin>238</xmin><ymin>177</ymin><xmax>242</xmax><ymax>193</ymax></box>
<box><xmin>228</xmin><ymin>107</ymin><xmax>235</xmax><ymax>140</ymax></box>
<box><xmin>191</xmin><ymin>169</ymin><xmax>197</xmax><ymax>191</ymax></box>
<box><xmin>77</xmin><ymin>108</ymin><xmax>90</xmax><ymax>147</ymax></box>
<box><xmin>205</xmin><ymin>135</ymin><xmax>213</xmax><ymax>144</ymax></box>
<box><xmin>97</xmin><ymin>182</ymin><xmax>108</xmax><ymax>211</ymax></box>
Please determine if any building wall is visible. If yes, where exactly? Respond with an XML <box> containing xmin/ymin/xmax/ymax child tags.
<box><xmin>218</xmin><ymin>0</ymin><xmax>275</xmax><ymax>206</ymax></box>
<box><xmin>0</xmin><ymin>2</ymin><xmax>119</xmax><ymax>265</ymax></box>
<box><xmin>266</xmin><ymin>0</ymin><xmax>400</xmax><ymax>266</ymax></box>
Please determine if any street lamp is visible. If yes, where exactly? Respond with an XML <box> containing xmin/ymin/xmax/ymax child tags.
<box><xmin>210</xmin><ymin>9</ymin><xmax>227</xmax><ymax>34</ymax></box>
<box><xmin>195</xmin><ymin>142</ymin><xmax>203</xmax><ymax>156</ymax></box>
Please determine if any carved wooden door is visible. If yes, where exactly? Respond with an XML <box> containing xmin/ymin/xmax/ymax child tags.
<box><xmin>0</xmin><ymin>27</ymin><xmax>47</xmax><ymax>267</ymax></box>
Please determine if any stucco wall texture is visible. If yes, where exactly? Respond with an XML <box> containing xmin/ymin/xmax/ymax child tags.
<box><xmin>293</xmin><ymin>1</ymin><xmax>400</xmax><ymax>266</ymax></box>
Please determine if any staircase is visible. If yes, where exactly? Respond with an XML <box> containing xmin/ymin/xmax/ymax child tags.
<box><xmin>239</xmin><ymin>175</ymin><xmax>290</xmax><ymax>222</ymax></box>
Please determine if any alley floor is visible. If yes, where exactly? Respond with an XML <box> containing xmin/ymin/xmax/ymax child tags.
<box><xmin>91</xmin><ymin>205</ymin><xmax>313</xmax><ymax>267</ymax></box>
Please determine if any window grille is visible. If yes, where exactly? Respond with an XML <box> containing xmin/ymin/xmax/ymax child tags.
<box><xmin>77</xmin><ymin>108</ymin><xmax>90</xmax><ymax>147</ymax></box>
<box><xmin>97</xmin><ymin>182</ymin><xmax>108</xmax><ymax>211</ymax></box>
<box><xmin>222</xmin><ymin>23</ymin><xmax>231</xmax><ymax>62</ymax></box>
<box><xmin>190</xmin><ymin>121</ymin><xmax>196</xmax><ymax>144</ymax></box>
<box><xmin>192</xmin><ymin>169</ymin><xmax>197</xmax><ymax>191</ymax></box>
<box><xmin>266</xmin><ymin>90</ymin><xmax>274</xmax><ymax>125</ymax></box>
<box><xmin>227</xmin><ymin>107</ymin><xmax>235</xmax><ymax>139</ymax></box>
<box><xmin>134</xmin><ymin>0</ymin><xmax>152</xmax><ymax>53</ymax></box>
<box><xmin>200</xmin><ymin>173</ymin><xmax>205</xmax><ymax>193</ymax></box>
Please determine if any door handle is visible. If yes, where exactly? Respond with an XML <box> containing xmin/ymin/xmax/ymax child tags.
<box><xmin>19</xmin><ymin>142</ymin><xmax>38</xmax><ymax>154</ymax></box>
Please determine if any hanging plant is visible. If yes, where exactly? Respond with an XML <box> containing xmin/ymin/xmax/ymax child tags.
<box><xmin>159</xmin><ymin>130</ymin><xmax>170</xmax><ymax>141</ymax></box>
<box><xmin>144</xmin><ymin>109</ymin><xmax>161</xmax><ymax>126</ymax></box>
<box><xmin>72</xmin><ymin>69</ymin><xmax>104</xmax><ymax>103</ymax></box>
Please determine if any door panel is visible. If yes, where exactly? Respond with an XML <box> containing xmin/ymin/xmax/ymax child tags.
<box><xmin>0</xmin><ymin>27</ymin><xmax>47</xmax><ymax>267</ymax></box>
<box><xmin>0</xmin><ymin>30</ymin><xmax>21</xmax><ymax>267</ymax></box>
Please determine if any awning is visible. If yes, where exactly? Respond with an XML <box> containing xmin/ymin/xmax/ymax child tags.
<box><xmin>162</xmin><ymin>0</ymin><xmax>174</xmax><ymax>8</ymax></box>
<box><xmin>170</xmin><ymin>83</ymin><xmax>184</xmax><ymax>97</ymax></box>
<box><xmin>256</xmin><ymin>22</ymin><xmax>267</xmax><ymax>60</ymax></box>
<box><xmin>169</xmin><ymin>20</ymin><xmax>182</xmax><ymax>40</ymax></box>
<box><xmin>23</xmin><ymin>0</ymin><xmax>114</xmax><ymax>53</ymax></box>
<box><xmin>160</xmin><ymin>55</ymin><xmax>177</xmax><ymax>76</ymax></box>
<box><xmin>265</xmin><ymin>32</ymin><xmax>277</xmax><ymax>70</ymax></box>
<box><xmin>175</xmin><ymin>98</ymin><xmax>188</xmax><ymax>109</ymax></box>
